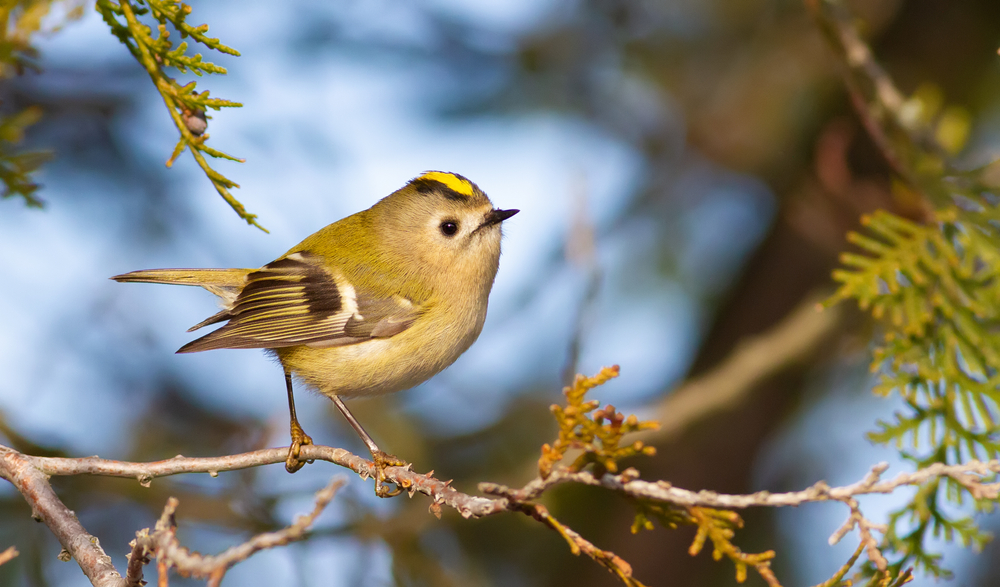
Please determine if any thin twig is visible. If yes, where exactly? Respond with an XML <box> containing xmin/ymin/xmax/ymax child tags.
<box><xmin>126</xmin><ymin>477</ymin><xmax>345</xmax><ymax>586</ymax></box>
<box><xmin>511</xmin><ymin>501</ymin><xmax>644</xmax><ymax>587</ymax></box>
<box><xmin>562</xmin><ymin>175</ymin><xmax>603</xmax><ymax>385</ymax></box>
<box><xmin>483</xmin><ymin>460</ymin><xmax>1000</xmax><ymax>510</ymax></box>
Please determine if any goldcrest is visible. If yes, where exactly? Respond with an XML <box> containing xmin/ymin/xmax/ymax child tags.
<box><xmin>114</xmin><ymin>171</ymin><xmax>518</xmax><ymax>494</ymax></box>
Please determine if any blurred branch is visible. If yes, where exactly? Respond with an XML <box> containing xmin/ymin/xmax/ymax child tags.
<box><xmin>562</xmin><ymin>175</ymin><xmax>603</xmax><ymax>384</ymax></box>
<box><xmin>0</xmin><ymin>546</ymin><xmax>18</xmax><ymax>567</ymax></box>
<box><xmin>808</xmin><ymin>0</ymin><xmax>944</xmax><ymax>216</ymax></box>
<box><xmin>0</xmin><ymin>409</ymin><xmax>70</xmax><ymax>457</ymax></box>
<box><xmin>808</xmin><ymin>0</ymin><xmax>913</xmax><ymax>183</ymax></box>
<box><xmin>124</xmin><ymin>478</ymin><xmax>344</xmax><ymax>587</ymax></box>
<box><xmin>649</xmin><ymin>292</ymin><xmax>842</xmax><ymax>442</ymax></box>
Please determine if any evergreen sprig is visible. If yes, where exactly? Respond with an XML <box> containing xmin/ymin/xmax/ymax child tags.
<box><xmin>687</xmin><ymin>507</ymin><xmax>779</xmax><ymax>586</ymax></box>
<box><xmin>812</xmin><ymin>0</ymin><xmax>1000</xmax><ymax>576</ymax></box>
<box><xmin>95</xmin><ymin>0</ymin><xmax>264</xmax><ymax>231</ymax></box>
<box><xmin>0</xmin><ymin>106</ymin><xmax>51</xmax><ymax>207</ymax></box>
<box><xmin>632</xmin><ymin>500</ymin><xmax>780</xmax><ymax>586</ymax></box>
<box><xmin>538</xmin><ymin>365</ymin><xmax>659</xmax><ymax>479</ymax></box>
<box><xmin>0</xmin><ymin>0</ymin><xmax>71</xmax><ymax>205</ymax></box>
<box><xmin>830</xmin><ymin>197</ymin><xmax>1000</xmax><ymax>576</ymax></box>
<box><xmin>546</xmin><ymin>368</ymin><xmax>779</xmax><ymax>585</ymax></box>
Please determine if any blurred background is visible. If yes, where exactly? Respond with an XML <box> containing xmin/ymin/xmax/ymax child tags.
<box><xmin>2</xmin><ymin>0</ymin><xmax>1000</xmax><ymax>585</ymax></box>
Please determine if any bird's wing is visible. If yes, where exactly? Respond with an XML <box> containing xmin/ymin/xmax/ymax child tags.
<box><xmin>177</xmin><ymin>252</ymin><xmax>421</xmax><ymax>353</ymax></box>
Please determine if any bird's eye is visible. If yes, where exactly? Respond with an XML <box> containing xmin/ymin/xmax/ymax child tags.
<box><xmin>440</xmin><ymin>220</ymin><xmax>459</xmax><ymax>236</ymax></box>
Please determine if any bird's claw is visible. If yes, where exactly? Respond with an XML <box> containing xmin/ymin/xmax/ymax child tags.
<box><xmin>285</xmin><ymin>424</ymin><xmax>314</xmax><ymax>474</ymax></box>
<box><xmin>371</xmin><ymin>450</ymin><xmax>407</xmax><ymax>498</ymax></box>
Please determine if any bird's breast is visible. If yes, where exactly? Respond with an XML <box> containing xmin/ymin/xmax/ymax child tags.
<box><xmin>276</xmin><ymin>295</ymin><xmax>489</xmax><ymax>398</ymax></box>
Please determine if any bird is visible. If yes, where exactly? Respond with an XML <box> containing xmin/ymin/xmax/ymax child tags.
<box><xmin>113</xmin><ymin>171</ymin><xmax>518</xmax><ymax>496</ymax></box>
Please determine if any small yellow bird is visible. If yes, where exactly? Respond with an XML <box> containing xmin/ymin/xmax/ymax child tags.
<box><xmin>114</xmin><ymin>171</ymin><xmax>518</xmax><ymax>495</ymax></box>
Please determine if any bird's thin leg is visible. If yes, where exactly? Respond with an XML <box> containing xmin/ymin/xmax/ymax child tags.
<box><xmin>284</xmin><ymin>371</ymin><xmax>313</xmax><ymax>473</ymax></box>
<box><xmin>331</xmin><ymin>395</ymin><xmax>407</xmax><ymax>497</ymax></box>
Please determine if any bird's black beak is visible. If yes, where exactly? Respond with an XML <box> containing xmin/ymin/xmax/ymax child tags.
<box><xmin>483</xmin><ymin>208</ymin><xmax>519</xmax><ymax>227</ymax></box>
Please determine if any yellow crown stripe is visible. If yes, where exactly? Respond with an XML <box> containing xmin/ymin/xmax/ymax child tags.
<box><xmin>418</xmin><ymin>171</ymin><xmax>474</xmax><ymax>197</ymax></box>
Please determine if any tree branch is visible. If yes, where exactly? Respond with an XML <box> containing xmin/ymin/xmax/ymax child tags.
<box><xmin>483</xmin><ymin>459</ymin><xmax>1000</xmax><ymax>574</ymax></box>
<box><xmin>6</xmin><ymin>438</ymin><xmax>995</xmax><ymax>586</ymax></box>
<box><xmin>509</xmin><ymin>500</ymin><xmax>644</xmax><ymax>586</ymax></box>
<box><xmin>15</xmin><ymin>444</ymin><xmax>501</xmax><ymax>519</ymax></box>
<box><xmin>0</xmin><ymin>448</ymin><xmax>126</xmax><ymax>587</ymax></box>
<box><xmin>125</xmin><ymin>477</ymin><xmax>345</xmax><ymax>587</ymax></box>
<box><xmin>484</xmin><ymin>460</ymin><xmax>1000</xmax><ymax>510</ymax></box>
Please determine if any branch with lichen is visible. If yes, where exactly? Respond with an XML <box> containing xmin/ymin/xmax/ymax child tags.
<box><xmin>94</xmin><ymin>0</ymin><xmax>263</xmax><ymax>230</ymax></box>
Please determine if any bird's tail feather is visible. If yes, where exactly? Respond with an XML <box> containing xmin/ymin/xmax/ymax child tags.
<box><xmin>111</xmin><ymin>268</ymin><xmax>250</xmax><ymax>287</ymax></box>
<box><xmin>112</xmin><ymin>268</ymin><xmax>253</xmax><ymax>315</ymax></box>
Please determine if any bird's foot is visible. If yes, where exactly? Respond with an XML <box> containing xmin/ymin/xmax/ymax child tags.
<box><xmin>371</xmin><ymin>450</ymin><xmax>407</xmax><ymax>498</ymax></box>
<box><xmin>285</xmin><ymin>424</ymin><xmax>314</xmax><ymax>473</ymax></box>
